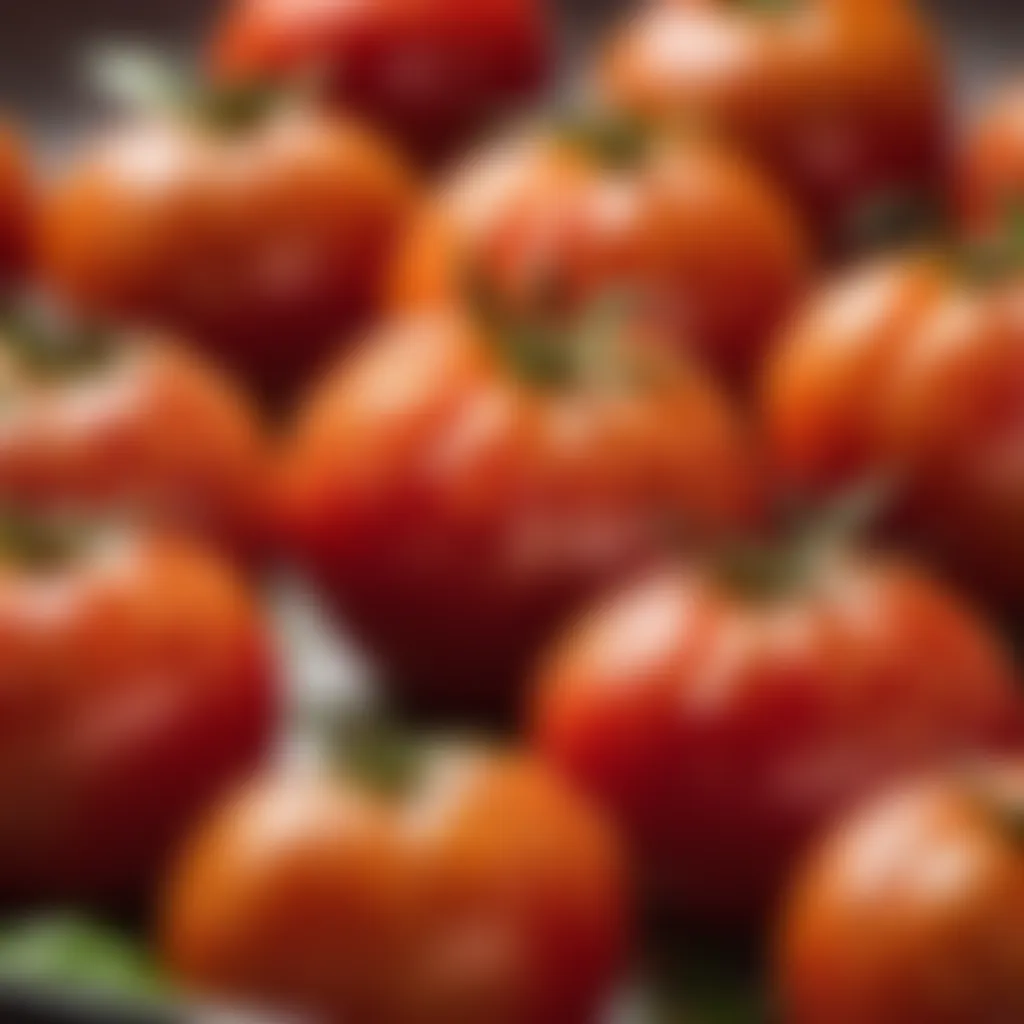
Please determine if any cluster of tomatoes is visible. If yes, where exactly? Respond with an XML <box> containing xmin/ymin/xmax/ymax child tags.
<box><xmin>3</xmin><ymin>0</ymin><xmax>1024</xmax><ymax>1021</ymax></box>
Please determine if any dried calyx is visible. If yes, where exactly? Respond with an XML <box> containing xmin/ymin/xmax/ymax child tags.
<box><xmin>0</xmin><ymin>508</ymin><xmax>99</xmax><ymax>570</ymax></box>
<box><xmin>552</xmin><ymin>110</ymin><xmax>654</xmax><ymax>171</ymax></box>
<box><xmin>0</xmin><ymin>301</ymin><xmax>117</xmax><ymax>380</ymax></box>
<box><xmin>958</xmin><ymin>200</ymin><xmax>1024</xmax><ymax>285</ymax></box>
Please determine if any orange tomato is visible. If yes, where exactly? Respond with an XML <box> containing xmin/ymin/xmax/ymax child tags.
<box><xmin>0</xmin><ymin>325</ymin><xmax>269</xmax><ymax>561</ymax></box>
<box><xmin>597</xmin><ymin>0</ymin><xmax>947</xmax><ymax>246</ymax></box>
<box><xmin>40</xmin><ymin>105</ymin><xmax>416</xmax><ymax>401</ymax></box>
<box><xmin>778</xmin><ymin>763</ymin><xmax>1024</xmax><ymax>1024</ymax></box>
<box><xmin>389</xmin><ymin>125</ymin><xmax>812</xmax><ymax>384</ymax></box>
<box><xmin>160</xmin><ymin>748</ymin><xmax>629</xmax><ymax>1024</ymax></box>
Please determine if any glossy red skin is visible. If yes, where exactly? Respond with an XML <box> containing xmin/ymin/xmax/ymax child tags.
<box><xmin>0</xmin><ymin>333</ymin><xmax>270</xmax><ymax>561</ymax></box>
<box><xmin>957</xmin><ymin>80</ymin><xmax>1024</xmax><ymax>235</ymax></box>
<box><xmin>597</xmin><ymin>0</ymin><xmax>947</xmax><ymax>246</ymax></box>
<box><xmin>389</xmin><ymin>131</ymin><xmax>812</xmax><ymax>384</ymax></box>
<box><xmin>280</xmin><ymin>311</ymin><xmax>762</xmax><ymax>715</ymax></box>
<box><xmin>533</xmin><ymin>558</ymin><xmax>1024</xmax><ymax>922</ymax></box>
<box><xmin>209</xmin><ymin>0</ymin><xmax>551</xmax><ymax>165</ymax></box>
<box><xmin>0</xmin><ymin>123</ymin><xmax>33</xmax><ymax>286</ymax></box>
<box><xmin>161</xmin><ymin>751</ymin><xmax>629</xmax><ymax>1024</ymax></box>
<box><xmin>39</xmin><ymin>109</ymin><xmax>417</xmax><ymax>401</ymax></box>
<box><xmin>763</xmin><ymin>254</ymin><xmax>1024</xmax><ymax>612</ymax></box>
<box><xmin>0</xmin><ymin>532</ymin><xmax>277</xmax><ymax>902</ymax></box>
<box><xmin>778</xmin><ymin>764</ymin><xmax>1024</xmax><ymax>1024</ymax></box>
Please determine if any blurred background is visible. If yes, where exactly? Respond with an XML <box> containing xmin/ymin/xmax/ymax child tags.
<box><xmin>7</xmin><ymin>0</ymin><xmax>1024</xmax><ymax>149</ymax></box>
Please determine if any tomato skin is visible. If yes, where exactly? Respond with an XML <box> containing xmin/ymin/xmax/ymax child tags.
<box><xmin>280</xmin><ymin>310</ymin><xmax>761</xmax><ymax>715</ymax></box>
<box><xmin>160</xmin><ymin>750</ymin><xmax>629</xmax><ymax>1024</ymax></box>
<box><xmin>0</xmin><ymin>123</ymin><xmax>33</xmax><ymax>286</ymax></box>
<box><xmin>532</xmin><ymin>557</ymin><xmax>1024</xmax><ymax>922</ymax></box>
<box><xmin>209</xmin><ymin>0</ymin><xmax>551</xmax><ymax>165</ymax></box>
<box><xmin>0</xmin><ymin>333</ymin><xmax>270</xmax><ymax>561</ymax></box>
<box><xmin>763</xmin><ymin>254</ymin><xmax>1024</xmax><ymax>612</ymax></box>
<box><xmin>777</xmin><ymin>765</ymin><xmax>1024</xmax><ymax>1024</ymax></box>
<box><xmin>0</xmin><ymin>531</ymin><xmax>277</xmax><ymax>902</ymax></box>
<box><xmin>39</xmin><ymin>109</ymin><xmax>417</xmax><ymax>401</ymax></box>
<box><xmin>389</xmin><ymin>130</ymin><xmax>812</xmax><ymax>384</ymax></box>
<box><xmin>957</xmin><ymin>81</ymin><xmax>1024</xmax><ymax>235</ymax></box>
<box><xmin>596</xmin><ymin>0</ymin><xmax>946</xmax><ymax>246</ymax></box>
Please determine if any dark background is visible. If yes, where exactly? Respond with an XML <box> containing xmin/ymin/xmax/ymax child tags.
<box><xmin>6</xmin><ymin>0</ymin><xmax>1023</xmax><ymax>149</ymax></box>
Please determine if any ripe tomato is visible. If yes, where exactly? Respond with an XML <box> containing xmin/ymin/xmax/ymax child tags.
<box><xmin>0</xmin><ymin>526</ymin><xmax>277</xmax><ymax>902</ymax></box>
<box><xmin>389</xmin><ymin>125</ymin><xmax>812</xmax><ymax>384</ymax></box>
<box><xmin>160</xmin><ymin>748</ymin><xmax>629</xmax><ymax>1024</ymax></box>
<box><xmin>778</xmin><ymin>764</ymin><xmax>1024</xmax><ymax>1024</ymax></box>
<box><xmin>596</xmin><ymin>0</ymin><xmax>946</xmax><ymax>246</ymax></box>
<box><xmin>0</xmin><ymin>122</ymin><xmax>33</xmax><ymax>287</ymax></box>
<box><xmin>0</xmin><ymin>324</ymin><xmax>269</xmax><ymax>561</ymax></box>
<box><xmin>208</xmin><ymin>0</ymin><xmax>551</xmax><ymax>165</ymax></box>
<box><xmin>762</xmin><ymin>253</ymin><xmax>1024</xmax><ymax>612</ymax></box>
<box><xmin>280</xmin><ymin>309</ymin><xmax>762</xmax><ymax>715</ymax></box>
<box><xmin>39</xmin><ymin>105</ymin><xmax>417</xmax><ymax>401</ymax></box>
<box><xmin>532</xmin><ymin>552</ymin><xmax>1024</xmax><ymax>921</ymax></box>
<box><xmin>957</xmin><ymin>80</ymin><xmax>1024</xmax><ymax>235</ymax></box>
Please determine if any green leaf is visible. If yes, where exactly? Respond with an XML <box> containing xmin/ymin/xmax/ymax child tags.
<box><xmin>0</xmin><ymin>915</ymin><xmax>171</xmax><ymax>1002</ymax></box>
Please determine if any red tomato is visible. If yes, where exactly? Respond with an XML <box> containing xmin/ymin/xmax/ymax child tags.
<box><xmin>778</xmin><ymin>763</ymin><xmax>1024</xmax><ymax>1024</ymax></box>
<box><xmin>0</xmin><ymin>122</ymin><xmax>33</xmax><ymax>286</ymax></box>
<box><xmin>957</xmin><ymin>80</ymin><xmax>1024</xmax><ymax>235</ymax></box>
<box><xmin>389</xmin><ymin>126</ymin><xmax>812</xmax><ymax>384</ymax></box>
<box><xmin>208</xmin><ymin>0</ymin><xmax>551</xmax><ymax>165</ymax></box>
<box><xmin>0</xmin><ymin>527</ymin><xmax>277</xmax><ymax>902</ymax></box>
<box><xmin>39</xmin><ymin>106</ymin><xmax>417</xmax><ymax>401</ymax></box>
<box><xmin>533</xmin><ymin>553</ymin><xmax>1024</xmax><ymax>921</ymax></box>
<box><xmin>596</xmin><ymin>0</ymin><xmax>947</xmax><ymax>246</ymax></box>
<box><xmin>762</xmin><ymin>253</ymin><xmax>1024</xmax><ymax>612</ymax></box>
<box><xmin>0</xmin><ymin>325</ymin><xmax>269</xmax><ymax>561</ymax></box>
<box><xmin>160</xmin><ymin>748</ymin><xmax>629</xmax><ymax>1024</ymax></box>
<box><xmin>280</xmin><ymin>309</ymin><xmax>762</xmax><ymax>715</ymax></box>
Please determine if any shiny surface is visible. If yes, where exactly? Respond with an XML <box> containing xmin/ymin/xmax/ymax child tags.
<box><xmin>0</xmin><ymin>531</ymin><xmax>277</xmax><ymax>902</ymax></box>
<box><xmin>160</xmin><ymin>751</ymin><xmax>628</xmax><ymax>1024</ymax></box>
<box><xmin>533</xmin><ymin>555</ymin><xmax>1024</xmax><ymax>920</ymax></box>
<box><xmin>778</xmin><ymin>765</ymin><xmax>1024</xmax><ymax>1024</ymax></box>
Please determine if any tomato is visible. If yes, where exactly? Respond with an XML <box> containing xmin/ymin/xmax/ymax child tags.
<box><xmin>777</xmin><ymin>763</ymin><xmax>1024</xmax><ymax>1024</ymax></box>
<box><xmin>532</xmin><ymin>552</ymin><xmax>1024</xmax><ymax>922</ymax></box>
<box><xmin>280</xmin><ymin>308</ymin><xmax>761</xmax><ymax>715</ymax></box>
<box><xmin>0</xmin><ymin>323</ymin><xmax>269</xmax><ymax>561</ymax></box>
<box><xmin>957</xmin><ymin>80</ymin><xmax>1024</xmax><ymax>236</ymax></box>
<box><xmin>39</xmin><ymin>105</ymin><xmax>417</xmax><ymax>401</ymax></box>
<box><xmin>0</xmin><ymin>525</ymin><xmax>277</xmax><ymax>902</ymax></box>
<box><xmin>160</xmin><ymin>747</ymin><xmax>629</xmax><ymax>1024</ymax></box>
<box><xmin>0</xmin><ymin>123</ymin><xmax>32</xmax><ymax>287</ymax></box>
<box><xmin>762</xmin><ymin>252</ymin><xmax>1024</xmax><ymax>612</ymax></box>
<box><xmin>389</xmin><ymin>124</ymin><xmax>812</xmax><ymax>384</ymax></box>
<box><xmin>208</xmin><ymin>0</ymin><xmax>551</xmax><ymax>165</ymax></box>
<box><xmin>596</xmin><ymin>0</ymin><xmax>946</xmax><ymax>246</ymax></box>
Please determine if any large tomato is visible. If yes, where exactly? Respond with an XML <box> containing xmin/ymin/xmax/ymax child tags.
<box><xmin>160</xmin><ymin>748</ymin><xmax>629</xmax><ymax>1024</ymax></box>
<box><xmin>778</xmin><ymin>763</ymin><xmax>1024</xmax><ymax>1024</ymax></box>
<box><xmin>762</xmin><ymin>252</ymin><xmax>1024</xmax><ymax>612</ymax></box>
<box><xmin>280</xmin><ymin>309</ymin><xmax>761</xmax><ymax>715</ymax></box>
<box><xmin>39</xmin><ymin>104</ymin><xmax>416</xmax><ymax>401</ymax></box>
<box><xmin>532</xmin><ymin>551</ymin><xmax>1024</xmax><ymax>921</ymax></box>
<box><xmin>208</xmin><ymin>0</ymin><xmax>551</xmax><ymax>165</ymax></box>
<box><xmin>0</xmin><ymin>526</ymin><xmax>277</xmax><ymax>902</ymax></box>
<box><xmin>596</xmin><ymin>0</ymin><xmax>946</xmax><ymax>246</ymax></box>
<box><xmin>957</xmin><ymin>80</ymin><xmax>1024</xmax><ymax>235</ymax></box>
<box><xmin>389</xmin><ymin>124</ymin><xmax>812</xmax><ymax>384</ymax></box>
<box><xmin>0</xmin><ymin>322</ymin><xmax>269</xmax><ymax>561</ymax></box>
<box><xmin>0</xmin><ymin>122</ymin><xmax>32</xmax><ymax>287</ymax></box>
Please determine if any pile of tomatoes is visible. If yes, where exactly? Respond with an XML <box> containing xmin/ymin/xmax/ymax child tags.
<box><xmin>3</xmin><ymin>0</ymin><xmax>1024</xmax><ymax>1021</ymax></box>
